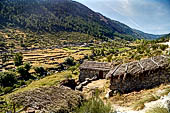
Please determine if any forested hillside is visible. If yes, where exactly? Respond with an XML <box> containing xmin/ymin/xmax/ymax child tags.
<box><xmin>0</xmin><ymin>0</ymin><xmax>162</xmax><ymax>40</ymax></box>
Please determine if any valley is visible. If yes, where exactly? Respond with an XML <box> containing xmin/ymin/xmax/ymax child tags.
<box><xmin>0</xmin><ymin>0</ymin><xmax>170</xmax><ymax>113</ymax></box>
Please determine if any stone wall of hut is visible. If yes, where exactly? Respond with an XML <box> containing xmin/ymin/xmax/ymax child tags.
<box><xmin>79</xmin><ymin>69</ymin><xmax>109</xmax><ymax>82</ymax></box>
<box><xmin>110</xmin><ymin>66</ymin><xmax>170</xmax><ymax>93</ymax></box>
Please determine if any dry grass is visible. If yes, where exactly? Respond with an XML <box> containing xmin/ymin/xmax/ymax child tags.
<box><xmin>146</xmin><ymin>107</ymin><xmax>169</xmax><ymax>113</ymax></box>
<box><xmin>2</xmin><ymin>47</ymin><xmax>91</xmax><ymax>70</ymax></box>
<box><xmin>108</xmin><ymin>84</ymin><xmax>170</xmax><ymax>111</ymax></box>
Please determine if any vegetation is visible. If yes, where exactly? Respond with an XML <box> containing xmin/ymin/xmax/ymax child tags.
<box><xmin>34</xmin><ymin>66</ymin><xmax>47</xmax><ymax>77</ymax></box>
<box><xmin>146</xmin><ymin>107</ymin><xmax>169</xmax><ymax>113</ymax></box>
<box><xmin>0</xmin><ymin>0</ymin><xmax>161</xmax><ymax>41</ymax></box>
<box><xmin>13</xmin><ymin>53</ymin><xmax>23</xmax><ymax>66</ymax></box>
<box><xmin>16</xmin><ymin>62</ymin><xmax>31</xmax><ymax>80</ymax></box>
<box><xmin>0</xmin><ymin>71</ymin><xmax>17</xmax><ymax>87</ymax></box>
<box><xmin>75</xmin><ymin>90</ymin><xmax>115</xmax><ymax>113</ymax></box>
<box><xmin>64</xmin><ymin>56</ymin><xmax>76</xmax><ymax>66</ymax></box>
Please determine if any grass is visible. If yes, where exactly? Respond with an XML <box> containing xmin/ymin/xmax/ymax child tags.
<box><xmin>146</xmin><ymin>107</ymin><xmax>169</xmax><ymax>113</ymax></box>
<box><xmin>1</xmin><ymin>70</ymin><xmax>77</xmax><ymax>99</ymax></box>
<box><xmin>132</xmin><ymin>94</ymin><xmax>159</xmax><ymax>110</ymax></box>
<box><xmin>108</xmin><ymin>84</ymin><xmax>170</xmax><ymax>111</ymax></box>
<box><xmin>132</xmin><ymin>87</ymin><xmax>170</xmax><ymax>111</ymax></box>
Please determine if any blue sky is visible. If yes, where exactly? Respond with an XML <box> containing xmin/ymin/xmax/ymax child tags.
<box><xmin>74</xmin><ymin>0</ymin><xmax>170</xmax><ymax>34</ymax></box>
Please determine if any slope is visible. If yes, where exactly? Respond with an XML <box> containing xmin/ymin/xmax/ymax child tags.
<box><xmin>0</xmin><ymin>0</ymin><xmax>162</xmax><ymax>40</ymax></box>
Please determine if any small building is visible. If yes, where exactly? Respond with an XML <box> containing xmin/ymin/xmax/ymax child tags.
<box><xmin>79</xmin><ymin>61</ymin><xmax>112</xmax><ymax>82</ymax></box>
<box><xmin>106</xmin><ymin>55</ymin><xmax>170</xmax><ymax>93</ymax></box>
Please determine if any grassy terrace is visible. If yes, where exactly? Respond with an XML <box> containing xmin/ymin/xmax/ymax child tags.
<box><xmin>2</xmin><ymin>70</ymin><xmax>76</xmax><ymax>99</ymax></box>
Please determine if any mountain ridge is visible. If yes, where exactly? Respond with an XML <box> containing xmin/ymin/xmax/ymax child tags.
<box><xmin>0</xmin><ymin>0</ymin><xmax>163</xmax><ymax>40</ymax></box>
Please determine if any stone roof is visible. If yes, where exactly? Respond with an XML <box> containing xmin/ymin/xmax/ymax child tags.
<box><xmin>106</xmin><ymin>55</ymin><xmax>170</xmax><ymax>79</ymax></box>
<box><xmin>79</xmin><ymin>61</ymin><xmax>112</xmax><ymax>71</ymax></box>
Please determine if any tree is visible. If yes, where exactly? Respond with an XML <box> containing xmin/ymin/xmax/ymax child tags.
<box><xmin>0</xmin><ymin>71</ymin><xmax>17</xmax><ymax>87</ymax></box>
<box><xmin>13</xmin><ymin>52</ymin><xmax>23</xmax><ymax>66</ymax></box>
<box><xmin>16</xmin><ymin>62</ymin><xmax>31</xmax><ymax>79</ymax></box>
<box><xmin>65</xmin><ymin>56</ymin><xmax>75</xmax><ymax>66</ymax></box>
<box><xmin>34</xmin><ymin>66</ymin><xmax>47</xmax><ymax>77</ymax></box>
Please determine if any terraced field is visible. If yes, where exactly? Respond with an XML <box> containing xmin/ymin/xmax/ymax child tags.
<box><xmin>0</xmin><ymin>47</ymin><xmax>91</xmax><ymax>71</ymax></box>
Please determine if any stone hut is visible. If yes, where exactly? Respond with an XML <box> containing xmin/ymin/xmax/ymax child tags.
<box><xmin>106</xmin><ymin>55</ymin><xmax>170</xmax><ymax>93</ymax></box>
<box><xmin>79</xmin><ymin>61</ymin><xmax>112</xmax><ymax>82</ymax></box>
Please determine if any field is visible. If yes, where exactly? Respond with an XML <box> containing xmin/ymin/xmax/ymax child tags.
<box><xmin>0</xmin><ymin>47</ymin><xmax>91</xmax><ymax>71</ymax></box>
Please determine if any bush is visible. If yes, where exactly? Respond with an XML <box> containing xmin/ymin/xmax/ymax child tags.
<box><xmin>160</xmin><ymin>44</ymin><xmax>169</xmax><ymax>51</ymax></box>
<box><xmin>74</xmin><ymin>90</ymin><xmax>115</xmax><ymax>113</ymax></box>
<box><xmin>0</xmin><ymin>71</ymin><xmax>17</xmax><ymax>87</ymax></box>
<box><xmin>69</xmin><ymin>66</ymin><xmax>77</xmax><ymax>74</ymax></box>
<box><xmin>16</xmin><ymin>62</ymin><xmax>31</xmax><ymax>79</ymax></box>
<box><xmin>65</xmin><ymin>56</ymin><xmax>75</xmax><ymax>66</ymax></box>
<box><xmin>2</xmin><ymin>87</ymin><xmax>13</xmax><ymax>94</ymax></box>
<box><xmin>34</xmin><ymin>66</ymin><xmax>47</xmax><ymax>77</ymax></box>
<box><xmin>13</xmin><ymin>52</ymin><xmax>23</xmax><ymax>66</ymax></box>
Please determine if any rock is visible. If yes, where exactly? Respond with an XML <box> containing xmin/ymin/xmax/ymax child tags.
<box><xmin>85</xmin><ymin>78</ymin><xmax>90</xmax><ymax>82</ymax></box>
<box><xmin>26</xmin><ymin>107</ymin><xmax>35</xmax><ymax>113</ymax></box>
<box><xmin>81</xmin><ymin>81</ymin><xmax>88</xmax><ymax>86</ymax></box>
<box><xmin>75</xmin><ymin>84</ymin><xmax>82</xmax><ymax>90</ymax></box>
<box><xmin>105</xmin><ymin>90</ymin><xmax>113</xmax><ymax>99</ymax></box>
<box><xmin>161</xmin><ymin>92</ymin><xmax>170</xmax><ymax>111</ymax></box>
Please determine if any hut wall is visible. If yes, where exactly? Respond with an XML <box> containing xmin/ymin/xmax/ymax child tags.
<box><xmin>110</xmin><ymin>67</ymin><xmax>170</xmax><ymax>93</ymax></box>
<box><xmin>79</xmin><ymin>69</ymin><xmax>109</xmax><ymax>82</ymax></box>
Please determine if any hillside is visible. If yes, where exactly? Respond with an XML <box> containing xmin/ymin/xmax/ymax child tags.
<box><xmin>0</xmin><ymin>0</ymin><xmax>162</xmax><ymax>40</ymax></box>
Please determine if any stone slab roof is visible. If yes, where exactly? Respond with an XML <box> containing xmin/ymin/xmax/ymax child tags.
<box><xmin>106</xmin><ymin>55</ymin><xmax>170</xmax><ymax>79</ymax></box>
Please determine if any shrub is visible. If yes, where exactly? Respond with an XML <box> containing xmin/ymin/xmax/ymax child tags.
<box><xmin>69</xmin><ymin>66</ymin><xmax>77</xmax><ymax>74</ymax></box>
<box><xmin>0</xmin><ymin>71</ymin><xmax>17</xmax><ymax>87</ymax></box>
<box><xmin>34</xmin><ymin>66</ymin><xmax>47</xmax><ymax>77</ymax></box>
<box><xmin>13</xmin><ymin>52</ymin><xmax>23</xmax><ymax>66</ymax></box>
<box><xmin>160</xmin><ymin>44</ymin><xmax>169</xmax><ymax>51</ymax></box>
<box><xmin>2</xmin><ymin>87</ymin><xmax>13</xmax><ymax>94</ymax></box>
<box><xmin>74</xmin><ymin>90</ymin><xmax>115</xmax><ymax>113</ymax></box>
<box><xmin>16</xmin><ymin>63</ymin><xmax>31</xmax><ymax>79</ymax></box>
<box><xmin>65</xmin><ymin>56</ymin><xmax>75</xmax><ymax>66</ymax></box>
<box><xmin>106</xmin><ymin>54</ymin><xmax>113</xmax><ymax>62</ymax></box>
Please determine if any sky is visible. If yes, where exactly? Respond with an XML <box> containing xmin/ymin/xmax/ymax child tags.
<box><xmin>74</xmin><ymin>0</ymin><xmax>170</xmax><ymax>35</ymax></box>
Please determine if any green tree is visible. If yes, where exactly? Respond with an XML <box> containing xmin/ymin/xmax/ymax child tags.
<box><xmin>34</xmin><ymin>66</ymin><xmax>47</xmax><ymax>77</ymax></box>
<box><xmin>13</xmin><ymin>52</ymin><xmax>23</xmax><ymax>66</ymax></box>
<box><xmin>16</xmin><ymin>62</ymin><xmax>31</xmax><ymax>79</ymax></box>
<box><xmin>0</xmin><ymin>71</ymin><xmax>17</xmax><ymax>87</ymax></box>
<box><xmin>65</xmin><ymin>56</ymin><xmax>75</xmax><ymax>66</ymax></box>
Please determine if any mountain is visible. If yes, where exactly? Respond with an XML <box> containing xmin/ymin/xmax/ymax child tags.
<box><xmin>133</xmin><ymin>29</ymin><xmax>163</xmax><ymax>40</ymax></box>
<box><xmin>0</xmin><ymin>0</ymin><xmax>162</xmax><ymax>40</ymax></box>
